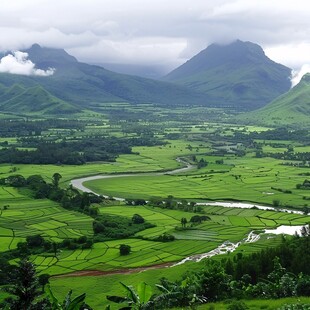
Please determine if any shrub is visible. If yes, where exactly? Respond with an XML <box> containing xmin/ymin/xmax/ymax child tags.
<box><xmin>119</xmin><ymin>244</ymin><xmax>131</xmax><ymax>256</ymax></box>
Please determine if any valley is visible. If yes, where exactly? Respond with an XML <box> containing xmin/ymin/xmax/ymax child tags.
<box><xmin>0</xmin><ymin>41</ymin><xmax>309</xmax><ymax>309</ymax></box>
<box><xmin>0</xmin><ymin>109</ymin><xmax>309</xmax><ymax>309</ymax></box>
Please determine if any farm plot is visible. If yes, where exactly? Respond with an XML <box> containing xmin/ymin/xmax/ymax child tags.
<box><xmin>0</xmin><ymin>187</ymin><xmax>93</xmax><ymax>250</ymax></box>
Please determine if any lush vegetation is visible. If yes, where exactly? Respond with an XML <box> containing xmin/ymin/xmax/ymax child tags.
<box><xmin>1</xmin><ymin>232</ymin><xmax>309</xmax><ymax>309</ymax></box>
<box><xmin>0</xmin><ymin>101</ymin><xmax>309</xmax><ymax>309</ymax></box>
<box><xmin>239</xmin><ymin>74</ymin><xmax>310</xmax><ymax>126</ymax></box>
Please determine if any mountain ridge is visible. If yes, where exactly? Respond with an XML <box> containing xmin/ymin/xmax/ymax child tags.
<box><xmin>163</xmin><ymin>40</ymin><xmax>292</xmax><ymax>109</ymax></box>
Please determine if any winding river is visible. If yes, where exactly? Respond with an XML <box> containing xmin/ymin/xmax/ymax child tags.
<box><xmin>70</xmin><ymin>158</ymin><xmax>308</xmax><ymax>265</ymax></box>
<box><xmin>70</xmin><ymin>157</ymin><xmax>195</xmax><ymax>201</ymax></box>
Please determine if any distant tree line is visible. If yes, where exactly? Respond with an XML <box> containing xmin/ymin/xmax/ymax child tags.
<box><xmin>0</xmin><ymin>134</ymin><xmax>164</xmax><ymax>165</ymax></box>
<box><xmin>0</xmin><ymin>119</ymin><xmax>86</xmax><ymax>137</ymax></box>
<box><xmin>233</xmin><ymin>128</ymin><xmax>310</xmax><ymax>143</ymax></box>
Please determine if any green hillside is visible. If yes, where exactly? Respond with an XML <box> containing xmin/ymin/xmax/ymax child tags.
<box><xmin>163</xmin><ymin>40</ymin><xmax>291</xmax><ymax>110</ymax></box>
<box><xmin>0</xmin><ymin>85</ymin><xmax>80</xmax><ymax>115</ymax></box>
<box><xmin>0</xmin><ymin>84</ymin><xmax>25</xmax><ymax>102</ymax></box>
<box><xmin>238</xmin><ymin>73</ymin><xmax>310</xmax><ymax>126</ymax></box>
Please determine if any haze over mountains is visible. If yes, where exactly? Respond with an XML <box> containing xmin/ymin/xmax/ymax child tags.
<box><xmin>163</xmin><ymin>40</ymin><xmax>292</xmax><ymax>110</ymax></box>
<box><xmin>0</xmin><ymin>40</ymin><xmax>303</xmax><ymax>117</ymax></box>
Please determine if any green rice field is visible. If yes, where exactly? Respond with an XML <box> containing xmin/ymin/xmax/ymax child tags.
<box><xmin>84</xmin><ymin>155</ymin><xmax>310</xmax><ymax>207</ymax></box>
<box><xmin>0</xmin><ymin>186</ymin><xmax>93</xmax><ymax>251</ymax></box>
<box><xmin>25</xmin><ymin>204</ymin><xmax>309</xmax><ymax>277</ymax></box>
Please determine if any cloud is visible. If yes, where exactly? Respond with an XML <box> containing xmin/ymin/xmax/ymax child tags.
<box><xmin>0</xmin><ymin>0</ymin><xmax>310</xmax><ymax>71</ymax></box>
<box><xmin>291</xmin><ymin>64</ymin><xmax>310</xmax><ymax>88</ymax></box>
<box><xmin>0</xmin><ymin>51</ymin><xmax>55</xmax><ymax>76</ymax></box>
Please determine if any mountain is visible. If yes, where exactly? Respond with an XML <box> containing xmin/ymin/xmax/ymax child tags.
<box><xmin>0</xmin><ymin>84</ymin><xmax>80</xmax><ymax>115</ymax></box>
<box><xmin>0</xmin><ymin>44</ymin><xmax>208</xmax><ymax>114</ymax></box>
<box><xmin>238</xmin><ymin>74</ymin><xmax>310</xmax><ymax>126</ymax></box>
<box><xmin>163</xmin><ymin>40</ymin><xmax>292</xmax><ymax>110</ymax></box>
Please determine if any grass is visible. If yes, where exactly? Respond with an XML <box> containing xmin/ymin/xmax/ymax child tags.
<box><xmin>0</xmin><ymin>114</ymin><xmax>309</xmax><ymax>309</ymax></box>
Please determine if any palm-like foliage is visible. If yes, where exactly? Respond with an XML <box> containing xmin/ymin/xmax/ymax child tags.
<box><xmin>107</xmin><ymin>279</ymin><xmax>205</xmax><ymax>310</ymax></box>
<box><xmin>46</xmin><ymin>286</ymin><xmax>89</xmax><ymax>310</ymax></box>
<box><xmin>107</xmin><ymin>282</ymin><xmax>154</xmax><ymax>310</ymax></box>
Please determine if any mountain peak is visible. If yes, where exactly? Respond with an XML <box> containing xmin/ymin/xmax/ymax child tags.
<box><xmin>163</xmin><ymin>40</ymin><xmax>291</xmax><ymax>109</ymax></box>
<box><xmin>24</xmin><ymin>44</ymin><xmax>78</xmax><ymax>68</ymax></box>
<box><xmin>29</xmin><ymin>43</ymin><xmax>42</xmax><ymax>50</ymax></box>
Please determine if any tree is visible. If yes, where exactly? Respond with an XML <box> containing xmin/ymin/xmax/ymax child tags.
<box><xmin>120</xmin><ymin>244</ymin><xmax>131</xmax><ymax>256</ymax></box>
<box><xmin>26</xmin><ymin>234</ymin><xmax>44</xmax><ymax>248</ymax></box>
<box><xmin>272</xmin><ymin>199</ymin><xmax>280</xmax><ymax>207</ymax></box>
<box><xmin>132</xmin><ymin>214</ymin><xmax>145</xmax><ymax>224</ymax></box>
<box><xmin>38</xmin><ymin>274</ymin><xmax>50</xmax><ymax>293</ymax></box>
<box><xmin>155</xmin><ymin>277</ymin><xmax>205</xmax><ymax>309</ymax></box>
<box><xmin>52</xmin><ymin>173</ymin><xmax>62</xmax><ymax>188</ymax></box>
<box><xmin>4</xmin><ymin>259</ymin><xmax>44</xmax><ymax>309</ymax></box>
<box><xmin>181</xmin><ymin>217</ymin><xmax>187</xmax><ymax>228</ymax></box>
<box><xmin>6</xmin><ymin>175</ymin><xmax>26</xmax><ymax>187</ymax></box>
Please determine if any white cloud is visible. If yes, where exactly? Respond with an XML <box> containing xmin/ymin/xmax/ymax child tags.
<box><xmin>291</xmin><ymin>64</ymin><xmax>310</xmax><ymax>88</ymax></box>
<box><xmin>265</xmin><ymin>43</ymin><xmax>310</xmax><ymax>70</ymax></box>
<box><xmin>0</xmin><ymin>0</ymin><xmax>310</xmax><ymax>70</ymax></box>
<box><xmin>0</xmin><ymin>51</ymin><xmax>55</xmax><ymax>76</ymax></box>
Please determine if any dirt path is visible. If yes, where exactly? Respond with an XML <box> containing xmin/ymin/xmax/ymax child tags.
<box><xmin>53</xmin><ymin>262</ymin><xmax>173</xmax><ymax>278</ymax></box>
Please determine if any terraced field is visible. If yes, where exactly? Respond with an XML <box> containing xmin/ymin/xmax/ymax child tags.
<box><xmin>0</xmin><ymin>186</ymin><xmax>93</xmax><ymax>251</ymax></box>
<box><xmin>26</xmin><ymin>204</ymin><xmax>309</xmax><ymax>276</ymax></box>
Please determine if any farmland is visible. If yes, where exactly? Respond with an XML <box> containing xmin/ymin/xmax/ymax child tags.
<box><xmin>24</xmin><ymin>204</ymin><xmax>308</xmax><ymax>276</ymax></box>
<box><xmin>0</xmin><ymin>114</ymin><xmax>309</xmax><ymax>308</ymax></box>
<box><xmin>0</xmin><ymin>186</ymin><xmax>93</xmax><ymax>252</ymax></box>
<box><xmin>84</xmin><ymin>153</ymin><xmax>310</xmax><ymax>208</ymax></box>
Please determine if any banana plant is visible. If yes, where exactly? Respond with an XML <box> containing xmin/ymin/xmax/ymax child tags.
<box><xmin>46</xmin><ymin>286</ymin><xmax>87</xmax><ymax>310</ymax></box>
<box><xmin>107</xmin><ymin>282</ymin><xmax>153</xmax><ymax>310</ymax></box>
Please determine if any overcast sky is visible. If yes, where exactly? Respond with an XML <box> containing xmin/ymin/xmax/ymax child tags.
<box><xmin>0</xmin><ymin>0</ymin><xmax>310</xmax><ymax>73</ymax></box>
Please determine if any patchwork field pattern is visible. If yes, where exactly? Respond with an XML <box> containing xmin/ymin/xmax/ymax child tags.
<box><xmin>27</xmin><ymin>204</ymin><xmax>309</xmax><ymax>276</ymax></box>
<box><xmin>0</xmin><ymin>186</ymin><xmax>93</xmax><ymax>252</ymax></box>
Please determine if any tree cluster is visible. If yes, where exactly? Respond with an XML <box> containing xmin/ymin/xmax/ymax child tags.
<box><xmin>297</xmin><ymin>180</ymin><xmax>310</xmax><ymax>190</ymax></box>
<box><xmin>93</xmin><ymin>214</ymin><xmax>154</xmax><ymax>241</ymax></box>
